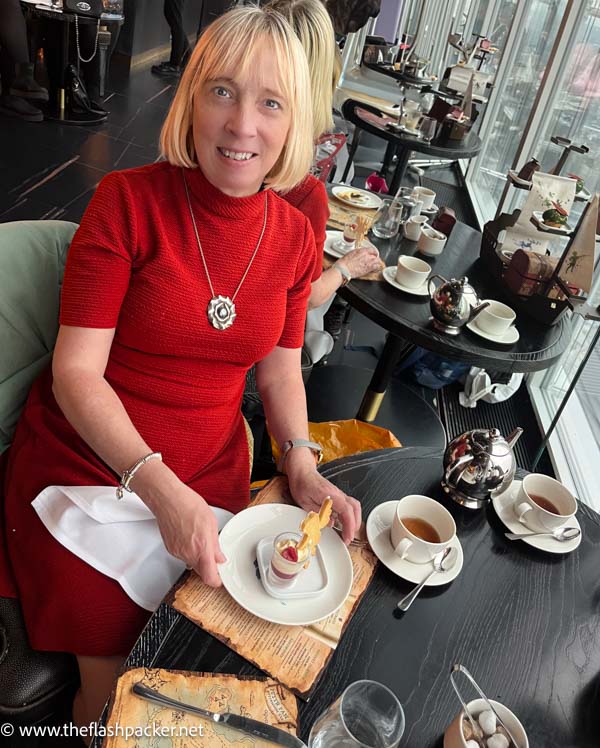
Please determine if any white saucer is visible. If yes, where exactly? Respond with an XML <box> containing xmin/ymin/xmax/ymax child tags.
<box><xmin>332</xmin><ymin>185</ymin><xmax>383</xmax><ymax>210</ymax></box>
<box><xmin>492</xmin><ymin>481</ymin><xmax>582</xmax><ymax>555</ymax></box>
<box><xmin>366</xmin><ymin>501</ymin><xmax>463</xmax><ymax>585</ymax></box>
<box><xmin>466</xmin><ymin>319</ymin><xmax>519</xmax><ymax>345</ymax></box>
<box><xmin>383</xmin><ymin>266</ymin><xmax>429</xmax><ymax>296</ymax></box>
<box><xmin>218</xmin><ymin>504</ymin><xmax>353</xmax><ymax>625</ymax></box>
<box><xmin>324</xmin><ymin>230</ymin><xmax>378</xmax><ymax>259</ymax></box>
<box><xmin>420</xmin><ymin>203</ymin><xmax>439</xmax><ymax>214</ymax></box>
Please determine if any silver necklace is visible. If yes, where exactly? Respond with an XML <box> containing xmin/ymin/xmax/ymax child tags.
<box><xmin>182</xmin><ymin>171</ymin><xmax>268</xmax><ymax>330</ymax></box>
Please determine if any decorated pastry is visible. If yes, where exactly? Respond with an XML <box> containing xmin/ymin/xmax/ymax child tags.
<box><xmin>542</xmin><ymin>201</ymin><xmax>568</xmax><ymax>228</ymax></box>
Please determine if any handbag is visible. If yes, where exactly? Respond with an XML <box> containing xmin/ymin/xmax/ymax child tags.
<box><xmin>63</xmin><ymin>0</ymin><xmax>103</xmax><ymax>18</ymax></box>
<box><xmin>65</xmin><ymin>63</ymin><xmax>94</xmax><ymax>112</ymax></box>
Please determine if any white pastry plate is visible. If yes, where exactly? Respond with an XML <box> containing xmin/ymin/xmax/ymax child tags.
<box><xmin>492</xmin><ymin>480</ymin><xmax>582</xmax><ymax>555</ymax></box>
<box><xmin>218</xmin><ymin>504</ymin><xmax>353</xmax><ymax>625</ymax></box>
<box><xmin>466</xmin><ymin>319</ymin><xmax>520</xmax><ymax>345</ymax></box>
<box><xmin>324</xmin><ymin>230</ymin><xmax>378</xmax><ymax>259</ymax></box>
<box><xmin>332</xmin><ymin>185</ymin><xmax>383</xmax><ymax>210</ymax></box>
<box><xmin>574</xmin><ymin>186</ymin><xmax>592</xmax><ymax>202</ymax></box>
<box><xmin>382</xmin><ymin>266</ymin><xmax>429</xmax><ymax>296</ymax></box>
<box><xmin>255</xmin><ymin>537</ymin><xmax>328</xmax><ymax>600</ymax></box>
<box><xmin>366</xmin><ymin>501</ymin><xmax>463</xmax><ymax>586</ymax></box>
<box><xmin>531</xmin><ymin>211</ymin><xmax>573</xmax><ymax>235</ymax></box>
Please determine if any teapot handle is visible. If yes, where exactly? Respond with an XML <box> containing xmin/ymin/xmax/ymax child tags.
<box><xmin>445</xmin><ymin>453</ymin><xmax>473</xmax><ymax>488</ymax></box>
<box><xmin>427</xmin><ymin>274</ymin><xmax>448</xmax><ymax>299</ymax></box>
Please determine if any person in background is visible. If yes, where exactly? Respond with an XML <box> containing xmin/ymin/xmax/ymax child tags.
<box><xmin>0</xmin><ymin>0</ymin><xmax>48</xmax><ymax>122</ymax></box>
<box><xmin>151</xmin><ymin>0</ymin><xmax>198</xmax><ymax>78</ymax></box>
<box><xmin>1</xmin><ymin>5</ymin><xmax>360</xmax><ymax>729</ymax></box>
<box><xmin>267</xmin><ymin>0</ymin><xmax>381</xmax><ymax>310</ymax></box>
<box><xmin>325</xmin><ymin>0</ymin><xmax>381</xmax><ymax>34</ymax></box>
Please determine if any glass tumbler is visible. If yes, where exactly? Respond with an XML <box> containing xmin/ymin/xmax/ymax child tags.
<box><xmin>371</xmin><ymin>199</ymin><xmax>403</xmax><ymax>239</ymax></box>
<box><xmin>419</xmin><ymin>116</ymin><xmax>437</xmax><ymax>143</ymax></box>
<box><xmin>308</xmin><ymin>680</ymin><xmax>405</xmax><ymax>748</ymax></box>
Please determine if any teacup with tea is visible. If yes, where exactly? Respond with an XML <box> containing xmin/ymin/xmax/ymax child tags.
<box><xmin>515</xmin><ymin>474</ymin><xmax>577</xmax><ymax>533</ymax></box>
<box><xmin>391</xmin><ymin>495</ymin><xmax>456</xmax><ymax>564</ymax></box>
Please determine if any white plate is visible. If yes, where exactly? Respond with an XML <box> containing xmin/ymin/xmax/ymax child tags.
<box><xmin>382</xmin><ymin>266</ymin><xmax>429</xmax><ymax>296</ymax></box>
<box><xmin>324</xmin><ymin>230</ymin><xmax>378</xmax><ymax>259</ymax></box>
<box><xmin>366</xmin><ymin>501</ymin><xmax>463</xmax><ymax>585</ymax></box>
<box><xmin>218</xmin><ymin>504</ymin><xmax>353</xmax><ymax>625</ymax></box>
<box><xmin>420</xmin><ymin>203</ymin><xmax>439</xmax><ymax>215</ymax></box>
<box><xmin>332</xmin><ymin>185</ymin><xmax>383</xmax><ymax>210</ymax></box>
<box><xmin>466</xmin><ymin>319</ymin><xmax>519</xmax><ymax>345</ymax></box>
<box><xmin>255</xmin><ymin>537</ymin><xmax>328</xmax><ymax>600</ymax></box>
<box><xmin>531</xmin><ymin>211</ymin><xmax>573</xmax><ymax>235</ymax></box>
<box><xmin>492</xmin><ymin>481</ymin><xmax>582</xmax><ymax>555</ymax></box>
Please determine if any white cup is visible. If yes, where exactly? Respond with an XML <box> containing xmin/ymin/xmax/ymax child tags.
<box><xmin>474</xmin><ymin>299</ymin><xmax>516</xmax><ymax>336</ymax></box>
<box><xmin>404</xmin><ymin>215</ymin><xmax>428</xmax><ymax>241</ymax></box>
<box><xmin>412</xmin><ymin>186</ymin><xmax>436</xmax><ymax>209</ymax></box>
<box><xmin>514</xmin><ymin>474</ymin><xmax>577</xmax><ymax>533</ymax></box>
<box><xmin>395</xmin><ymin>255</ymin><xmax>431</xmax><ymax>288</ymax></box>
<box><xmin>417</xmin><ymin>226</ymin><xmax>447</xmax><ymax>256</ymax></box>
<box><xmin>390</xmin><ymin>495</ymin><xmax>456</xmax><ymax>564</ymax></box>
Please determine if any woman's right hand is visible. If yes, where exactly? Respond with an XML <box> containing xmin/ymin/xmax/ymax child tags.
<box><xmin>336</xmin><ymin>245</ymin><xmax>381</xmax><ymax>279</ymax></box>
<box><xmin>152</xmin><ymin>485</ymin><xmax>225</xmax><ymax>587</ymax></box>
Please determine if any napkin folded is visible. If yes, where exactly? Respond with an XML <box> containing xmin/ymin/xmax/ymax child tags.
<box><xmin>32</xmin><ymin>486</ymin><xmax>233</xmax><ymax>611</ymax></box>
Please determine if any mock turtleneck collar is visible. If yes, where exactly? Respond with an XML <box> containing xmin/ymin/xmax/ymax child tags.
<box><xmin>182</xmin><ymin>165</ymin><xmax>268</xmax><ymax>220</ymax></box>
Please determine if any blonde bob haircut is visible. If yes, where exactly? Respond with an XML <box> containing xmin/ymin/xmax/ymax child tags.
<box><xmin>160</xmin><ymin>5</ymin><xmax>314</xmax><ymax>193</ymax></box>
<box><xmin>266</xmin><ymin>0</ymin><xmax>337</xmax><ymax>139</ymax></box>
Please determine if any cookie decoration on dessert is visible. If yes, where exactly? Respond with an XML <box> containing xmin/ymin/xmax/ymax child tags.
<box><xmin>297</xmin><ymin>498</ymin><xmax>333</xmax><ymax>556</ymax></box>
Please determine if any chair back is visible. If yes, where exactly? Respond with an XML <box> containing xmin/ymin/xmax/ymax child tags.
<box><xmin>0</xmin><ymin>220</ymin><xmax>78</xmax><ymax>454</ymax></box>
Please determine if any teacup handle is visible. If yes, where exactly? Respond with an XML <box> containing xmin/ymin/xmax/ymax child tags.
<box><xmin>516</xmin><ymin>501</ymin><xmax>533</xmax><ymax>525</ymax></box>
<box><xmin>394</xmin><ymin>537</ymin><xmax>412</xmax><ymax>559</ymax></box>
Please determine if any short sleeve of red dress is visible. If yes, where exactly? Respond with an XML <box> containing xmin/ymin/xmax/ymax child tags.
<box><xmin>276</xmin><ymin>214</ymin><xmax>317</xmax><ymax>348</ymax></box>
<box><xmin>282</xmin><ymin>176</ymin><xmax>329</xmax><ymax>282</ymax></box>
<box><xmin>60</xmin><ymin>171</ymin><xmax>137</xmax><ymax>328</ymax></box>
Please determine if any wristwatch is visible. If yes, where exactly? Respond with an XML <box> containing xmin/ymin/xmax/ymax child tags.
<box><xmin>333</xmin><ymin>261</ymin><xmax>352</xmax><ymax>287</ymax></box>
<box><xmin>278</xmin><ymin>439</ymin><xmax>323</xmax><ymax>473</ymax></box>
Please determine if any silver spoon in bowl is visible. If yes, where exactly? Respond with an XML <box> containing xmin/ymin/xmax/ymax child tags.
<box><xmin>396</xmin><ymin>545</ymin><xmax>457</xmax><ymax>611</ymax></box>
<box><xmin>505</xmin><ymin>526</ymin><xmax>580</xmax><ymax>541</ymax></box>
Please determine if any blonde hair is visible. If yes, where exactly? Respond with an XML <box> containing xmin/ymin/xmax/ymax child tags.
<box><xmin>160</xmin><ymin>5</ymin><xmax>314</xmax><ymax>192</ymax></box>
<box><xmin>266</xmin><ymin>0</ymin><xmax>337</xmax><ymax>139</ymax></box>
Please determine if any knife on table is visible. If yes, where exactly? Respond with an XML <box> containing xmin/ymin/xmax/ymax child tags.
<box><xmin>132</xmin><ymin>683</ymin><xmax>307</xmax><ymax>748</ymax></box>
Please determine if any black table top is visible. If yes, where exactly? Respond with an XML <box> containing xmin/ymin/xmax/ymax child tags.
<box><xmin>95</xmin><ymin>447</ymin><xmax>600</xmax><ymax>748</ymax></box>
<box><xmin>338</xmin><ymin>221</ymin><xmax>571</xmax><ymax>373</ymax></box>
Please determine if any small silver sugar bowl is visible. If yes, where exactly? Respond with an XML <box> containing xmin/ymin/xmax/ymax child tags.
<box><xmin>442</xmin><ymin>427</ymin><xmax>523</xmax><ymax>509</ymax></box>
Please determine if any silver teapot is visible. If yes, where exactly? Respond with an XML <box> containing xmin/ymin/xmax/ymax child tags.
<box><xmin>442</xmin><ymin>427</ymin><xmax>523</xmax><ymax>509</ymax></box>
<box><xmin>428</xmin><ymin>275</ymin><xmax>489</xmax><ymax>335</ymax></box>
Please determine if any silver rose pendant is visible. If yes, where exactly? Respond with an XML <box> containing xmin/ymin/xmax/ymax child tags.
<box><xmin>207</xmin><ymin>295</ymin><xmax>236</xmax><ymax>330</ymax></box>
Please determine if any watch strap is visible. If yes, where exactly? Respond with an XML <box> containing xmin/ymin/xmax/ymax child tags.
<box><xmin>277</xmin><ymin>438</ymin><xmax>323</xmax><ymax>473</ymax></box>
<box><xmin>333</xmin><ymin>261</ymin><xmax>351</xmax><ymax>287</ymax></box>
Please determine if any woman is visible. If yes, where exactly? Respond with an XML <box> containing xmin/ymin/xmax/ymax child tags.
<box><xmin>1</xmin><ymin>6</ymin><xmax>360</xmax><ymax>727</ymax></box>
<box><xmin>268</xmin><ymin>0</ymin><xmax>381</xmax><ymax>310</ymax></box>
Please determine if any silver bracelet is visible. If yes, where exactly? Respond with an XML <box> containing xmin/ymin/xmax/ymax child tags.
<box><xmin>116</xmin><ymin>452</ymin><xmax>162</xmax><ymax>500</ymax></box>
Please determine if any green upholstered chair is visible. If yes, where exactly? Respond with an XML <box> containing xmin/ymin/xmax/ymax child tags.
<box><xmin>0</xmin><ymin>220</ymin><xmax>80</xmax><ymax>724</ymax></box>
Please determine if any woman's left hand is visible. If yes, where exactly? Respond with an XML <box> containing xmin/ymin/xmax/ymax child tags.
<box><xmin>287</xmin><ymin>467</ymin><xmax>362</xmax><ymax>544</ymax></box>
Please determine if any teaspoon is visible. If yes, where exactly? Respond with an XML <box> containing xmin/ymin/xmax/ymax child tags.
<box><xmin>504</xmin><ymin>526</ymin><xmax>580</xmax><ymax>542</ymax></box>
<box><xmin>396</xmin><ymin>545</ymin><xmax>456</xmax><ymax>611</ymax></box>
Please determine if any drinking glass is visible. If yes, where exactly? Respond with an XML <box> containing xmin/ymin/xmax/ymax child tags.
<box><xmin>333</xmin><ymin>214</ymin><xmax>358</xmax><ymax>252</ymax></box>
<box><xmin>419</xmin><ymin>116</ymin><xmax>437</xmax><ymax>143</ymax></box>
<box><xmin>308</xmin><ymin>680</ymin><xmax>405</xmax><ymax>748</ymax></box>
<box><xmin>372</xmin><ymin>199</ymin><xmax>403</xmax><ymax>239</ymax></box>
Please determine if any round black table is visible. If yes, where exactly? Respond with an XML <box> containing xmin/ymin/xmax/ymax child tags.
<box><xmin>344</xmin><ymin>101</ymin><xmax>482</xmax><ymax>194</ymax></box>
<box><xmin>92</xmin><ymin>447</ymin><xmax>600</xmax><ymax>748</ymax></box>
<box><xmin>337</xmin><ymin>220</ymin><xmax>571</xmax><ymax>421</ymax></box>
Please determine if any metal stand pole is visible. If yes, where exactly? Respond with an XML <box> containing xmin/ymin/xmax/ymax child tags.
<box><xmin>531</xmin><ymin>324</ymin><xmax>600</xmax><ymax>470</ymax></box>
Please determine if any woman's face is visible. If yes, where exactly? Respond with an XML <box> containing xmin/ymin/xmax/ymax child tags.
<box><xmin>192</xmin><ymin>46</ymin><xmax>292</xmax><ymax>197</ymax></box>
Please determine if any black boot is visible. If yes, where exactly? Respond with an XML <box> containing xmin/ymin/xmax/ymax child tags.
<box><xmin>0</xmin><ymin>94</ymin><xmax>43</xmax><ymax>122</ymax></box>
<box><xmin>151</xmin><ymin>61</ymin><xmax>183</xmax><ymax>78</ymax></box>
<box><xmin>9</xmin><ymin>63</ymin><xmax>49</xmax><ymax>102</ymax></box>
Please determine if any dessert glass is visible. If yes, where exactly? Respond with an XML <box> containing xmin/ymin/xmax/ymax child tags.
<box><xmin>269</xmin><ymin>532</ymin><xmax>309</xmax><ymax>587</ymax></box>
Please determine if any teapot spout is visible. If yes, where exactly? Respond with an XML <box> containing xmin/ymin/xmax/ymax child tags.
<box><xmin>506</xmin><ymin>427</ymin><xmax>524</xmax><ymax>449</ymax></box>
<box><xmin>468</xmin><ymin>300</ymin><xmax>490</xmax><ymax>323</ymax></box>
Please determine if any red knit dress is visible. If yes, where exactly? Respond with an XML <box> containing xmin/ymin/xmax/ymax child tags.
<box><xmin>282</xmin><ymin>174</ymin><xmax>329</xmax><ymax>280</ymax></box>
<box><xmin>0</xmin><ymin>162</ymin><xmax>316</xmax><ymax>656</ymax></box>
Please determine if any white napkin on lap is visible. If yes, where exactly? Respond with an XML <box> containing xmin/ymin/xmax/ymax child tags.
<box><xmin>32</xmin><ymin>486</ymin><xmax>233</xmax><ymax>611</ymax></box>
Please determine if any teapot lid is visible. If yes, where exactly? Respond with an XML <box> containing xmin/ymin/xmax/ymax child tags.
<box><xmin>472</xmin><ymin>428</ymin><xmax>510</xmax><ymax>455</ymax></box>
